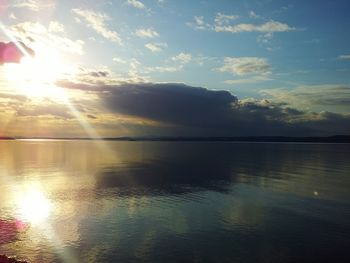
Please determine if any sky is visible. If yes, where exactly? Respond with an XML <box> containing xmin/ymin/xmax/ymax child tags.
<box><xmin>0</xmin><ymin>0</ymin><xmax>349</xmax><ymax>137</ymax></box>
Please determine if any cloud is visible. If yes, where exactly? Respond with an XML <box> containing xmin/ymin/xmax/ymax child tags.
<box><xmin>72</xmin><ymin>9</ymin><xmax>122</xmax><ymax>44</ymax></box>
<box><xmin>338</xmin><ymin>55</ymin><xmax>350</xmax><ymax>60</ymax></box>
<box><xmin>171</xmin><ymin>52</ymin><xmax>192</xmax><ymax>64</ymax></box>
<box><xmin>126</xmin><ymin>0</ymin><xmax>145</xmax><ymax>9</ymax></box>
<box><xmin>11</xmin><ymin>0</ymin><xmax>55</xmax><ymax>11</ymax></box>
<box><xmin>145</xmin><ymin>65</ymin><xmax>182</xmax><ymax>73</ymax></box>
<box><xmin>188</xmin><ymin>14</ymin><xmax>295</xmax><ymax>36</ymax></box>
<box><xmin>187</xmin><ymin>16</ymin><xmax>212</xmax><ymax>30</ymax></box>
<box><xmin>0</xmin><ymin>41</ymin><xmax>34</xmax><ymax>64</ymax></box>
<box><xmin>0</xmin><ymin>92</ymin><xmax>28</xmax><ymax>102</ymax></box>
<box><xmin>10</xmin><ymin>22</ymin><xmax>84</xmax><ymax>55</ymax></box>
<box><xmin>48</xmin><ymin>21</ymin><xmax>65</xmax><ymax>33</ymax></box>
<box><xmin>135</xmin><ymin>28</ymin><xmax>159</xmax><ymax>38</ymax></box>
<box><xmin>214</xmin><ymin>20</ymin><xmax>295</xmax><ymax>33</ymax></box>
<box><xmin>16</xmin><ymin>104</ymin><xmax>73</xmax><ymax>119</ymax></box>
<box><xmin>217</xmin><ymin>57</ymin><xmax>270</xmax><ymax>76</ymax></box>
<box><xmin>224</xmin><ymin>75</ymin><xmax>272</xmax><ymax>85</ymax></box>
<box><xmin>214</xmin><ymin>13</ymin><xmax>239</xmax><ymax>26</ymax></box>
<box><xmin>261</xmin><ymin>85</ymin><xmax>350</xmax><ymax>113</ymax></box>
<box><xmin>145</xmin><ymin>42</ymin><xmax>167</xmax><ymax>52</ymax></box>
<box><xmin>56</xmin><ymin>81</ymin><xmax>350</xmax><ymax>136</ymax></box>
<box><xmin>249</xmin><ymin>11</ymin><xmax>260</xmax><ymax>19</ymax></box>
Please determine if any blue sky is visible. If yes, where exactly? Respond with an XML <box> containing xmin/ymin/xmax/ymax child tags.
<box><xmin>0</xmin><ymin>0</ymin><xmax>349</xmax><ymax>137</ymax></box>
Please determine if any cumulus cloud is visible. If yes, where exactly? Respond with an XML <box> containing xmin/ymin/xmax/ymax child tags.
<box><xmin>10</xmin><ymin>22</ymin><xmax>84</xmax><ymax>55</ymax></box>
<box><xmin>145</xmin><ymin>42</ymin><xmax>167</xmax><ymax>52</ymax></box>
<box><xmin>126</xmin><ymin>0</ymin><xmax>145</xmax><ymax>9</ymax></box>
<box><xmin>262</xmin><ymin>85</ymin><xmax>350</xmax><ymax>113</ymax></box>
<box><xmin>56</xmin><ymin>81</ymin><xmax>350</xmax><ymax>136</ymax></box>
<box><xmin>0</xmin><ymin>41</ymin><xmax>34</xmax><ymax>64</ymax></box>
<box><xmin>48</xmin><ymin>21</ymin><xmax>65</xmax><ymax>33</ymax></box>
<box><xmin>72</xmin><ymin>9</ymin><xmax>122</xmax><ymax>44</ymax></box>
<box><xmin>135</xmin><ymin>28</ymin><xmax>159</xmax><ymax>38</ymax></box>
<box><xmin>172</xmin><ymin>52</ymin><xmax>192</xmax><ymax>64</ymax></box>
<box><xmin>217</xmin><ymin>57</ymin><xmax>270</xmax><ymax>76</ymax></box>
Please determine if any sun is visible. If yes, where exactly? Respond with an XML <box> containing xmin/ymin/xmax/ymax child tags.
<box><xmin>4</xmin><ymin>43</ymin><xmax>74</xmax><ymax>100</ymax></box>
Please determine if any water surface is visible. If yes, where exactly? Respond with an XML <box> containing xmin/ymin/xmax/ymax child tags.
<box><xmin>0</xmin><ymin>141</ymin><xmax>349</xmax><ymax>262</ymax></box>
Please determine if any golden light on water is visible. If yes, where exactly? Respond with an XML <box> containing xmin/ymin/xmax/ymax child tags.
<box><xmin>16</xmin><ymin>188</ymin><xmax>53</xmax><ymax>225</ymax></box>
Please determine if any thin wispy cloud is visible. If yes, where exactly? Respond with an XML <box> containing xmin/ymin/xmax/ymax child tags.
<box><xmin>224</xmin><ymin>75</ymin><xmax>272</xmax><ymax>85</ymax></box>
<box><xmin>217</xmin><ymin>57</ymin><xmax>270</xmax><ymax>76</ymax></box>
<box><xmin>338</xmin><ymin>55</ymin><xmax>350</xmax><ymax>60</ymax></box>
<box><xmin>214</xmin><ymin>20</ymin><xmax>295</xmax><ymax>33</ymax></box>
<box><xmin>11</xmin><ymin>0</ymin><xmax>55</xmax><ymax>11</ymax></box>
<box><xmin>126</xmin><ymin>0</ymin><xmax>145</xmax><ymax>9</ymax></box>
<box><xmin>145</xmin><ymin>42</ymin><xmax>167</xmax><ymax>52</ymax></box>
<box><xmin>135</xmin><ymin>28</ymin><xmax>159</xmax><ymax>38</ymax></box>
<box><xmin>214</xmin><ymin>13</ymin><xmax>239</xmax><ymax>26</ymax></box>
<box><xmin>72</xmin><ymin>9</ymin><xmax>122</xmax><ymax>44</ymax></box>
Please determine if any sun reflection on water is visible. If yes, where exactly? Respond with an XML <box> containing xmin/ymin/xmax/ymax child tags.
<box><xmin>16</xmin><ymin>187</ymin><xmax>53</xmax><ymax>225</ymax></box>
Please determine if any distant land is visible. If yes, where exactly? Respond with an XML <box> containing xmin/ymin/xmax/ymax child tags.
<box><xmin>3</xmin><ymin>135</ymin><xmax>350</xmax><ymax>143</ymax></box>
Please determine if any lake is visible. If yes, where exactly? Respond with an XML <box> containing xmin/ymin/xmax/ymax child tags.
<box><xmin>0</xmin><ymin>140</ymin><xmax>349</xmax><ymax>263</ymax></box>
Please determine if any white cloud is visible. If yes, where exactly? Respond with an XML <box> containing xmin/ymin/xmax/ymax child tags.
<box><xmin>145</xmin><ymin>42</ymin><xmax>167</xmax><ymax>52</ymax></box>
<box><xmin>72</xmin><ymin>8</ymin><xmax>122</xmax><ymax>44</ymax></box>
<box><xmin>48</xmin><ymin>21</ymin><xmax>64</xmax><ymax>33</ymax></box>
<box><xmin>188</xmin><ymin>14</ymin><xmax>295</xmax><ymax>37</ymax></box>
<box><xmin>338</xmin><ymin>55</ymin><xmax>350</xmax><ymax>60</ymax></box>
<box><xmin>11</xmin><ymin>0</ymin><xmax>55</xmax><ymax>11</ymax></box>
<box><xmin>126</xmin><ymin>0</ymin><xmax>145</xmax><ymax>9</ymax></box>
<box><xmin>9</xmin><ymin>13</ymin><xmax>17</xmax><ymax>19</ymax></box>
<box><xmin>215</xmin><ymin>20</ymin><xmax>295</xmax><ymax>33</ymax></box>
<box><xmin>146</xmin><ymin>66</ymin><xmax>182</xmax><ymax>73</ymax></box>
<box><xmin>112</xmin><ymin>57</ymin><xmax>127</xmax><ymax>64</ymax></box>
<box><xmin>214</xmin><ymin>13</ymin><xmax>239</xmax><ymax>26</ymax></box>
<box><xmin>217</xmin><ymin>57</ymin><xmax>270</xmax><ymax>76</ymax></box>
<box><xmin>135</xmin><ymin>28</ymin><xmax>159</xmax><ymax>38</ymax></box>
<box><xmin>171</xmin><ymin>53</ymin><xmax>192</xmax><ymax>64</ymax></box>
<box><xmin>249</xmin><ymin>11</ymin><xmax>260</xmax><ymax>19</ymax></box>
<box><xmin>187</xmin><ymin>16</ymin><xmax>212</xmax><ymax>30</ymax></box>
<box><xmin>10</xmin><ymin>21</ymin><xmax>84</xmax><ymax>55</ymax></box>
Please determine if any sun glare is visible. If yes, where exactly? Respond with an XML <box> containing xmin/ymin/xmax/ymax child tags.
<box><xmin>4</xmin><ymin>44</ymin><xmax>74</xmax><ymax>100</ymax></box>
<box><xmin>16</xmin><ymin>188</ymin><xmax>53</xmax><ymax>225</ymax></box>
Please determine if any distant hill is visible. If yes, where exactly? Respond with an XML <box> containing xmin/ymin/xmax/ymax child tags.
<box><xmin>8</xmin><ymin>135</ymin><xmax>350</xmax><ymax>143</ymax></box>
<box><xmin>0</xmin><ymin>137</ymin><xmax>15</xmax><ymax>140</ymax></box>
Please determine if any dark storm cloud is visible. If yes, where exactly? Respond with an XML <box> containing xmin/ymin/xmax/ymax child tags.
<box><xmin>103</xmin><ymin>83</ymin><xmax>237</xmax><ymax>128</ymax></box>
<box><xmin>0</xmin><ymin>41</ymin><xmax>34</xmax><ymax>64</ymax></box>
<box><xmin>57</xmin><ymin>81</ymin><xmax>350</xmax><ymax>136</ymax></box>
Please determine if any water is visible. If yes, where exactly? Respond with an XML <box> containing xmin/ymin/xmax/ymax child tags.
<box><xmin>0</xmin><ymin>140</ymin><xmax>349</xmax><ymax>263</ymax></box>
